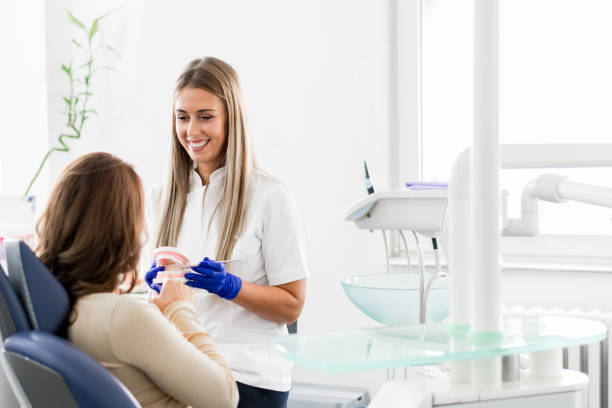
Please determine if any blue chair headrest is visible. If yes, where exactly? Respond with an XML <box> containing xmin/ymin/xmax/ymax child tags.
<box><xmin>4</xmin><ymin>240</ymin><xmax>69</xmax><ymax>333</ymax></box>
<box><xmin>0</xmin><ymin>264</ymin><xmax>31</xmax><ymax>338</ymax></box>
<box><xmin>5</xmin><ymin>331</ymin><xmax>141</xmax><ymax>408</ymax></box>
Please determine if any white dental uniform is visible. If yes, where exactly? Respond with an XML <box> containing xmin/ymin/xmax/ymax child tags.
<box><xmin>143</xmin><ymin>167</ymin><xmax>309</xmax><ymax>391</ymax></box>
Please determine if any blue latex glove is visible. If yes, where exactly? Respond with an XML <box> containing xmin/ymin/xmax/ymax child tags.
<box><xmin>184</xmin><ymin>257</ymin><xmax>242</xmax><ymax>300</ymax></box>
<box><xmin>145</xmin><ymin>261</ymin><xmax>165</xmax><ymax>294</ymax></box>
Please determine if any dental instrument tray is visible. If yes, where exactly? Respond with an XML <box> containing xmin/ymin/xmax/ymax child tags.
<box><xmin>343</xmin><ymin>190</ymin><xmax>447</xmax><ymax>234</ymax></box>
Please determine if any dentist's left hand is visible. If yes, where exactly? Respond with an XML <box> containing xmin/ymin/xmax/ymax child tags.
<box><xmin>145</xmin><ymin>261</ymin><xmax>165</xmax><ymax>294</ymax></box>
<box><xmin>184</xmin><ymin>257</ymin><xmax>242</xmax><ymax>300</ymax></box>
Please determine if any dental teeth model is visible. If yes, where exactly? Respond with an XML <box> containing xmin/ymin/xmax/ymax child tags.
<box><xmin>152</xmin><ymin>246</ymin><xmax>190</xmax><ymax>284</ymax></box>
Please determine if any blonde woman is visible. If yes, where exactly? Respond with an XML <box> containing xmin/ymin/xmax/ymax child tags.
<box><xmin>143</xmin><ymin>57</ymin><xmax>308</xmax><ymax>408</ymax></box>
<box><xmin>37</xmin><ymin>152</ymin><xmax>238</xmax><ymax>408</ymax></box>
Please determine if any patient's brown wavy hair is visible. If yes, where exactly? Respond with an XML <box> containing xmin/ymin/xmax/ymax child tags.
<box><xmin>37</xmin><ymin>152</ymin><xmax>143</xmax><ymax>303</ymax></box>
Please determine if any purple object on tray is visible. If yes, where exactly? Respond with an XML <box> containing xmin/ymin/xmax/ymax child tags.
<box><xmin>405</xmin><ymin>181</ymin><xmax>448</xmax><ymax>190</ymax></box>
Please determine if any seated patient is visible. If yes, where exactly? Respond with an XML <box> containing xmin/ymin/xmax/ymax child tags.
<box><xmin>35</xmin><ymin>152</ymin><xmax>238</xmax><ymax>408</ymax></box>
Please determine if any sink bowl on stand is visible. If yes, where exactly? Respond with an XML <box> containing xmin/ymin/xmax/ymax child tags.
<box><xmin>341</xmin><ymin>272</ymin><xmax>449</xmax><ymax>325</ymax></box>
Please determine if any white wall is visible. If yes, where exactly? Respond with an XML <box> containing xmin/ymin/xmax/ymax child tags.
<box><xmin>0</xmin><ymin>0</ymin><xmax>48</xmax><ymax>197</ymax></box>
<box><xmin>28</xmin><ymin>0</ymin><xmax>407</xmax><ymax>395</ymax></box>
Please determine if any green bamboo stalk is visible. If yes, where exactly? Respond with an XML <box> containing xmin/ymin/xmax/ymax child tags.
<box><xmin>24</xmin><ymin>8</ymin><xmax>118</xmax><ymax>197</ymax></box>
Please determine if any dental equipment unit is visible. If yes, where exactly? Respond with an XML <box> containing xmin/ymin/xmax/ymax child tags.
<box><xmin>343</xmin><ymin>187</ymin><xmax>448</xmax><ymax>325</ymax></box>
<box><xmin>274</xmin><ymin>1</ymin><xmax>611</xmax><ymax>406</ymax></box>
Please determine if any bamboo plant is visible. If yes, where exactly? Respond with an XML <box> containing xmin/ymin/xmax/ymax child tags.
<box><xmin>25</xmin><ymin>9</ymin><xmax>119</xmax><ymax>196</ymax></box>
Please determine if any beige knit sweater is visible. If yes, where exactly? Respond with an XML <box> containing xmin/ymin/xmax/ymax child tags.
<box><xmin>68</xmin><ymin>293</ymin><xmax>238</xmax><ymax>408</ymax></box>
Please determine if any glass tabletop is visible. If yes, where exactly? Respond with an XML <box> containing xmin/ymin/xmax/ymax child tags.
<box><xmin>274</xmin><ymin>316</ymin><xmax>607</xmax><ymax>373</ymax></box>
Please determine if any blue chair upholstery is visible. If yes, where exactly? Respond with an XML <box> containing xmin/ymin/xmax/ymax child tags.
<box><xmin>2</xmin><ymin>240</ymin><xmax>141</xmax><ymax>408</ymax></box>
<box><xmin>0</xmin><ymin>263</ymin><xmax>30</xmax><ymax>339</ymax></box>
<box><xmin>0</xmin><ymin>262</ymin><xmax>31</xmax><ymax>406</ymax></box>
<box><xmin>4</xmin><ymin>240</ymin><xmax>69</xmax><ymax>332</ymax></box>
<box><xmin>5</xmin><ymin>331</ymin><xmax>140</xmax><ymax>408</ymax></box>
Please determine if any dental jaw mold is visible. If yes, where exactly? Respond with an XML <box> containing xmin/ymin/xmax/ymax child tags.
<box><xmin>153</xmin><ymin>246</ymin><xmax>190</xmax><ymax>284</ymax></box>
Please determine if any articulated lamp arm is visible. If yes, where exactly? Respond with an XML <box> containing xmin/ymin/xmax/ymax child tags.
<box><xmin>448</xmin><ymin>143</ymin><xmax>612</xmax><ymax>332</ymax></box>
<box><xmin>503</xmin><ymin>173</ymin><xmax>612</xmax><ymax>236</ymax></box>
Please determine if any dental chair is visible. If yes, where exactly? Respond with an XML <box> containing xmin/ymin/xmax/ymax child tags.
<box><xmin>2</xmin><ymin>240</ymin><xmax>141</xmax><ymax>408</ymax></box>
<box><xmin>0</xmin><ymin>252</ymin><xmax>31</xmax><ymax>407</ymax></box>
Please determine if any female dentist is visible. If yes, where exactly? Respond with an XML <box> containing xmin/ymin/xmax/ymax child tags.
<box><xmin>144</xmin><ymin>56</ymin><xmax>308</xmax><ymax>408</ymax></box>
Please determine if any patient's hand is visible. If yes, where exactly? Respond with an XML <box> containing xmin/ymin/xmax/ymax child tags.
<box><xmin>150</xmin><ymin>278</ymin><xmax>194</xmax><ymax>312</ymax></box>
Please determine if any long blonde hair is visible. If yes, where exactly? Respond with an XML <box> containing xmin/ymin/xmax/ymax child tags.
<box><xmin>156</xmin><ymin>57</ymin><xmax>253</xmax><ymax>261</ymax></box>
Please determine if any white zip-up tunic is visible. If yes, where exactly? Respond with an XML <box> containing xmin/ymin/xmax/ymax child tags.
<box><xmin>143</xmin><ymin>167</ymin><xmax>309</xmax><ymax>391</ymax></box>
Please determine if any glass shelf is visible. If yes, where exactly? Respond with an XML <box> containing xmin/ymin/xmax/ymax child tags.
<box><xmin>274</xmin><ymin>316</ymin><xmax>607</xmax><ymax>373</ymax></box>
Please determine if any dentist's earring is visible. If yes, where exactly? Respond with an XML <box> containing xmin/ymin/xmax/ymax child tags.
<box><xmin>193</xmin><ymin>161</ymin><xmax>198</xmax><ymax>170</ymax></box>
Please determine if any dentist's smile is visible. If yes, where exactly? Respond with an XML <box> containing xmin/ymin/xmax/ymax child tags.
<box><xmin>188</xmin><ymin>139</ymin><xmax>210</xmax><ymax>152</ymax></box>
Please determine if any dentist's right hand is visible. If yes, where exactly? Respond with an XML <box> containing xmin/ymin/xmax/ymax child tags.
<box><xmin>184</xmin><ymin>257</ymin><xmax>242</xmax><ymax>300</ymax></box>
<box><xmin>145</xmin><ymin>261</ymin><xmax>165</xmax><ymax>294</ymax></box>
